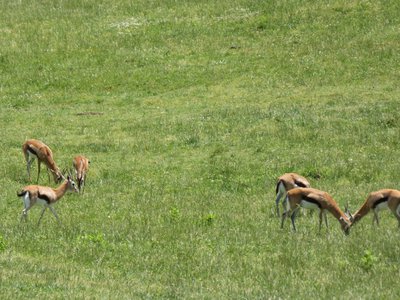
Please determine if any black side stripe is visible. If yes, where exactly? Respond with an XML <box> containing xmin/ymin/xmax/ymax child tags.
<box><xmin>27</xmin><ymin>145</ymin><xmax>37</xmax><ymax>156</ymax></box>
<box><xmin>302</xmin><ymin>196</ymin><xmax>322</xmax><ymax>208</ymax></box>
<box><xmin>38</xmin><ymin>192</ymin><xmax>51</xmax><ymax>204</ymax></box>
<box><xmin>294</xmin><ymin>180</ymin><xmax>308</xmax><ymax>188</ymax></box>
<box><xmin>372</xmin><ymin>197</ymin><xmax>388</xmax><ymax>209</ymax></box>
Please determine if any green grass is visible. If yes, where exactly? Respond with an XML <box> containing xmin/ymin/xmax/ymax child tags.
<box><xmin>1</xmin><ymin>0</ymin><xmax>400</xmax><ymax>298</ymax></box>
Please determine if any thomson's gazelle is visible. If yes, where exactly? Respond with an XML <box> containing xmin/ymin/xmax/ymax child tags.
<box><xmin>275</xmin><ymin>173</ymin><xmax>311</xmax><ymax>216</ymax></box>
<box><xmin>22</xmin><ymin>139</ymin><xmax>63</xmax><ymax>183</ymax></box>
<box><xmin>17</xmin><ymin>176</ymin><xmax>78</xmax><ymax>225</ymax></box>
<box><xmin>73</xmin><ymin>155</ymin><xmax>90</xmax><ymax>193</ymax></box>
<box><xmin>350</xmin><ymin>189</ymin><xmax>400</xmax><ymax>228</ymax></box>
<box><xmin>281</xmin><ymin>187</ymin><xmax>351</xmax><ymax>235</ymax></box>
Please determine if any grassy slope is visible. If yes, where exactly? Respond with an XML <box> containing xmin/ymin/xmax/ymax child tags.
<box><xmin>1</xmin><ymin>0</ymin><xmax>400</xmax><ymax>298</ymax></box>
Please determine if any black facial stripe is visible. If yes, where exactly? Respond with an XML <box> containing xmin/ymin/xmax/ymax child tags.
<box><xmin>302</xmin><ymin>196</ymin><xmax>322</xmax><ymax>208</ymax></box>
<box><xmin>372</xmin><ymin>197</ymin><xmax>388</xmax><ymax>209</ymax></box>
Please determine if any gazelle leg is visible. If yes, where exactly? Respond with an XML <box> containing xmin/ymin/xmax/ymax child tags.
<box><xmin>275</xmin><ymin>191</ymin><xmax>283</xmax><ymax>217</ymax></box>
<box><xmin>280</xmin><ymin>211</ymin><xmax>287</xmax><ymax>229</ymax></box>
<box><xmin>280</xmin><ymin>195</ymin><xmax>290</xmax><ymax>228</ymax></box>
<box><xmin>27</xmin><ymin>161</ymin><xmax>31</xmax><ymax>181</ymax></box>
<box><xmin>48</xmin><ymin>206</ymin><xmax>62</xmax><ymax>225</ymax></box>
<box><xmin>47</xmin><ymin>168</ymin><xmax>51</xmax><ymax>183</ymax></box>
<box><xmin>26</xmin><ymin>155</ymin><xmax>35</xmax><ymax>181</ymax></box>
<box><xmin>36</xmin><ymin>160</ymin><xmax>41</xmax><ymax>183</ymax></box>
<box><xmin>81</xmin><ymin>178</ymin><xmax>85</xmax><ymax>194</ymax></box>
<box><xmin>373</xmin><ymin>210</ymin><xmax>380</xmax><ymax>226</ymax></box>
<box><xmin>37</xmin><ymin>207</ymin><xmax>47</xmax><ymax>225</ymax></box>
<box><xmin>318</xmin><ymin>210</ymin><xmax>323</xmax><ymax>232</ymax></box>
<box><xmin>20</xmin><ymin>194</ymin><xmax>32</xmax><ymax>222</ymax></box>
<box><xmin>324</xmin><ymin>212</ymin><xmax>328</xmax><ymax>229</ymax></box>
<box><xmin>20</xmin><ymin>209</ymin><xmax>28</xmax><ymax>222</ymax></box>
<box><xmin>394</xmin><ymin>206</ymin><xmax>400</xmax><ymax>228</ymax></box>
<box><xmin>290</xmin><ymin>207</ymin><xmax>300</xmax><ymax>231</ymax></box>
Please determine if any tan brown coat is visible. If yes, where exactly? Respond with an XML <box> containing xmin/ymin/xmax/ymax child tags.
<box><xmin>17</xmin><ymin>176</ymin><xmax>78</xmax><ymax>225</ymax></box>
<box><xmin>73</xmin><ymin>155</ymin><xmax>90</xmax><ymax>193</ymax></box>
<box><xmin>22</xmin><ymin>139</ymin><xmax>63</xmax><ymax>183</ymax></box>
<box><xmin>281</xmin><ymin>187</ymin><xmax>351</xmax><ymax>235</ymax></box>
<box><xmin>351</xmin><ymin>189</ymin><xmax>400</xmax><ymax>227</ymax></box>
<box><xmin>275</xmin><ymin>173</ymin><xmax>311</xmax><ymax>216</ymax></box>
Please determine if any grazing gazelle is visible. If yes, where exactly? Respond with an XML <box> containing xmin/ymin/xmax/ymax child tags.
<box><xmin>22</xmin><ymin>139</ymin><xmax>63</xmax><ymax>183</ymax></box>
<box><xmin>275</xmin><ymin>173</ymin><xmax>311</xmax><ymax>216</ymax></box>
<box><xmin>350</xmin><ymin>189</ymin><xmax>400</xmax><ymax>228</ymax></box>
<box><xmin>17</xmin><ymin>176</ymin><xmax>78</xmax><ymax>225</ymax></box>
<box><xmin>73</xmin><ymin>155</ymin><xmax>90</xmax><ymax>193</ymax></box>
<box><xmin>281</xmin><ymin>187</ymin><xmax>351</xmax><ymax>235</ymax></box>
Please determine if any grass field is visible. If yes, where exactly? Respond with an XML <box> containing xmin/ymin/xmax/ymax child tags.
<box><xmin>1</xmin><ymin>0</ymin><xmax>400</xmax><ymax>298</ymax></box>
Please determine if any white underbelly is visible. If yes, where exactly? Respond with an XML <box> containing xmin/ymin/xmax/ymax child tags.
<box><xmin>37</xmin><ymin>198</ymin><xmax>49</xmax><ymax>206</ymax></box>
<box><xmin>300</xmin><ymin>200</ymin><xmax>320</xmax><ymax>210</ymax></box>
<box><xmin>374</xmin><ymin>201</ymin><xmax>388</xmax><ymax>211</ymax></box>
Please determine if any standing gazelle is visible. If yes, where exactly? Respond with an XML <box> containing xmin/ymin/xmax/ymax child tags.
<box><xmin>275</xmin><ymin>173</ymin><xmax>311</xmax><ymax>216</ymax></box>
<box><xmin>350</xmin><ymin>189</ymin><xmax>400</xmax><ymax>228</ymax></box>
<box><xmin>281</xmin><ymin>187</ymin><xmax>351</xmax><ymax>235</ymax></box>
<box><xmin>17</xmin><ymin>176</ymin><xmax>78</xmax><ymax>225</ymax></box>
<box><xmin>22</xmin><ymin>139</ymin><xmax>63</xmax><ymax>183</ymax></box>
<box><xmin>73</xmin><ymin>155</ymin><xmax>90</xmax><ymax>193</ymax></box>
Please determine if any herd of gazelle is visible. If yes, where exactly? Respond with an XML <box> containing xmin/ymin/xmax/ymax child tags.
<box><xmin>16</xmin><ymin>140</ymin><xmax>400</xmax><ymax>231</ymax></box>
<box><xmin>18</xmin><ymin>139</ymin><xmax>90</xmax><ymax>225</ymax></box>
<box><xmin>276</xmin><ymin>173</ymin><xmax>400</xmax><ymax>235</ymax></box>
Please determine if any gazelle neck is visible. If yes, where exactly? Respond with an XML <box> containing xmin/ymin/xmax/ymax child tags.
<box><xmin>329</xmin><ymin>205</ymin><xmax>350</xmax><ymax>223</ymax></box>
<box><xmin>47</xmin><ymin>161</ymin><xmax>59</xmax><ymax>173</ymax></box>
<box><xmin>54</xmin><ymin>180</ymin><xmax>69</xmax><ymax>200</ymax></box>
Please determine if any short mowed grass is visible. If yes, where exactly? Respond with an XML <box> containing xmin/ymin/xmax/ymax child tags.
<box><xmin>1</xmin><ymin>0</ymin><xmax>400</xmax><ymax>298</ymax></box>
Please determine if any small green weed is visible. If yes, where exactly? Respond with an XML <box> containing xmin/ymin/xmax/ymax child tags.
<box><xmin>76</xmin><ymin>232</ymin><xmax>108</xmax><ymax>248</ymax></box>
<box><xmin>169</xmin><ymin>206</ymin><xmax>181</xmax><ymax>222</ymax></box>
<box><xmin>360</xmin><ymin>249</ymin><xmax>379</xmax><ymax>271</ymax></box>
<box><xmin>203</xmin><ymin>213</ymin><xmax>217</xmax><ymax>226</ymax></box>
<box><xmin>0</xmin><ymin>235</ymin><xmax>6</xmax><ymax>252</ymax></box>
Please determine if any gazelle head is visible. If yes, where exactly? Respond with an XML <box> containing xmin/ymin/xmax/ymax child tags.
<box><xmin>339</xmin><ymin>216</ymin><xmax>351</xmax><ymax>235</ymax></box>
<box><xmin>344</xmin><ymin>201</ymin><xmax>354</xmax><ymax>223</ymax></box>
<box><xmin>51</xmin><ymin>168</ymin><xmax>64</xmax><ymax>183</ymax></box>
<box><xmin>66</xmin><ymin>176</ymin><xmax>79</xmax><ymax>193</ymax></box>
